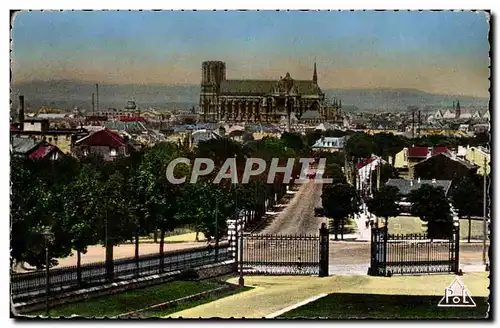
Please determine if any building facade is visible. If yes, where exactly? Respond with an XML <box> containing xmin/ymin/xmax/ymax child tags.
<box><xmin>199</xmin><ymin>61</ymin><xmax>341</xmax><ymax>123</ymax></box>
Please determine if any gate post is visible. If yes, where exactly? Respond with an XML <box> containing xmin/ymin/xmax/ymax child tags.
<box><xmin>453</xmin><ymin>223</ymin><xmax>461</xmax><ymax>275</ymax></box>
<box><xmin>368</xmin><ymin>227</ymin><xmax>388</xmax><ymax>276</ymax></box>
<box><xmin>319</xmin><ymin>223</ymin><xmax>329</xmax><ymax>277</ymax></box>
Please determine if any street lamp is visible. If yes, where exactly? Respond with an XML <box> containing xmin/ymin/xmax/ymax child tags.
<box><xmin>42</xmin><ymin>230</ymin><xmax>54</xmax><ymax>317</ymax></box>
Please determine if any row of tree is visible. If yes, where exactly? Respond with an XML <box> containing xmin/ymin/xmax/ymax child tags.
<box><xmin>11</xmin><ymin>136</ymin><xmax>308</xmax><ymax>282</ymax></box>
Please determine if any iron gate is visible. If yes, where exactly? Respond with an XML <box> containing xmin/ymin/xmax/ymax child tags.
<box><xmin>241</xmin><ymin>224</ymin><xmax>329</xmax><ymax>276</ymax></box>
<box><xmin>368</xmin><ymin>226</ymin><xmax>460</xmax><ymax>276</ymax></box>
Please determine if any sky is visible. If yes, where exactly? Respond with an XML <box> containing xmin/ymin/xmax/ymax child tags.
<box><xmin>11</xmin><ymin>10</ymin><xmax>490</xmax><ymax>97</ymax></box>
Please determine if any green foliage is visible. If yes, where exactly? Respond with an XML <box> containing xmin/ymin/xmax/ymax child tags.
<box><xmin>322</xmin><ymin>163</ymin><xmax>347</xmax><ymax>185</ymax></box>
<box><xmin>372</xmin><ymin>133</ymin><xmax>409</xmax><ymax>159</ymax></box>
<box><xmin>367</xmin><ymin>186</ymin><xmax>401</xmax><ymax>225</ymax></box>
<box><xmin>321</xmin><ymin>183</ymin><xmax>360</xmax><ymax>240</ymax></box>
<box><xmin>407</xmin><ymin>184</ymin><xmax>453</xmax><ymax>239</ymax></box>
<box><xmin>344</xmin><ymin>132</ymin><xmax>377</xmax><ymax>160</ymax></box>
<box><xmin>371</xmin><ymin>163</ymin><xmax>400</xmax><ymax>187</ymax></box>
<box><xmin>451</xmin><ymin>177</ymin><xmax>484</xmax><ymax>242</ymax></box>
<box><xmin>281</xmin><ymin>132</ymin><xmax>309</xmax><ymax>155</ymax></box>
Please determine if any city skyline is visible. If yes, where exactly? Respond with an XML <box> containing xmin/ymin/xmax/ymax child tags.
<box><xmin>11</xmin><ymin>10</ymin><xmax>490</xmax><ymax>98</ymax></box>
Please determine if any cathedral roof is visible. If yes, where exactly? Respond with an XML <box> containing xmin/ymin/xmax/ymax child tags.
<box><xmin>220</xmin><ymin>79</ymin><xmax>322</xmax><ymax>96</ymax></box>
<box><xmin>299</xmin><ymin>109</ymin><xmax>322</xmax><ymax>120</ymax></box>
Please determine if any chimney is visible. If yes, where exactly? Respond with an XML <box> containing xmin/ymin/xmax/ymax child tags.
<box><xmin>18</xmin><ymin>95</ymin><xmax>25</xmax><ymax>128</ymax></box>
<box><xmin>432</xmin><ymin>178</ymin><xmax>437</xmax><ymax>183</ymax></box>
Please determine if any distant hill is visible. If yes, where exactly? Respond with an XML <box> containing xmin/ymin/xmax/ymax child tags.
<box><xmin>11</xmin><ymin>81</ymin><xmax>489</xmax><ymax>113</ymax></box>
<box><xmin>11</xmin><ymin>80</ymin><xmax>200</xmax><ymax>113</ymax></box>
<box><xmin>324</xmin><ymin>88</ymin><xmax>489</xmax><ymax>112</ymax></box>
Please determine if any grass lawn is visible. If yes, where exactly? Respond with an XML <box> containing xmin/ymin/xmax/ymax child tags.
<box><xmin>386</xmin><ymin>216</ymin><xmax>486</xmax><ymax>240</ymax></box>
<box><xmin>145</xmin><ymin>287</ymin><xmax>252</xmax><ymax>318</ymax></box>
<box><xmin>169</xmin><ymin>273</ymin><xmax>489</xmax><ymax>318</ymax></box>
<box><xmin>30</xmin><ymin>280</ymin><xmax>219</xmax><ymax>318</ymax></box>
<box><xmin>279</xmin><ymin>293</ymin><xmax>489</xmax><ymax>319</ymax></box>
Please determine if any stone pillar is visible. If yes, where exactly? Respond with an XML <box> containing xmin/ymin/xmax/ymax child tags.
<box><xmin>227</xmin><ymin>100</ymin><xmax>232</xmax><ymax>121</ymax></box>
<box><xmin>234</xmin><ymin>101</ymin><xmax>240</xmax><ymax>122</ymax></box>
<box><xmin>220</xmin><ymin>101</ymin><xmax>225</xmax><ymax>120</ymax></box>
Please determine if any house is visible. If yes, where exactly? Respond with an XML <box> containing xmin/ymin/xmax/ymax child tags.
<box><xmin>465</xmin><ymin>146</ymin><xmax>490</xmax><ymax>175</ymax></box>
<box><xmin>36</xmin><ymin>113</ymin><xmax>70</xmax><ymax>120</ymax></box>
<box><xmin>458</xmin><ymin>109</ymin><xmax>473</xmax><ymax>119</ymax></box>
<box><xmin>386</xmin><ymin>178</ymin><xmax>453</xmax><ymax>196</ymax></box>
<box><xmin>311</xmin><ymin>136</ymin><xmax>346</xmax><ymax>152</ymax></box>
<box><xmin>472</xmin><ymin>123</ymin><xmax>489</xmax><ymax>134</ymax></box>
<box><xmin>191</xmin><ymin>129</ymin><xmax>221</xmax><ymax>148</ymax></box>
<box><xmin>386</xmin><ymin>178</ymin><xmax>453</xmax><ymax>214</ymax></box>
<box><xmin>433</xmin><ymin>109</ymin><xmax>443</xmax><ymax>120</ymax></box>
<box><xmin>393</xmin><ymin>146</ymin><xmax>449</xmax><ymax>179</ymax></box>
<box><xmin>482</xmin><ymin>110</ymin><xmax>490</xmax><ymax>120</ymax></box>
<box><xmin>11</xmin><ymin>128</ymin><xmax>88</xmax><ymax>154</ymax></box>
<box><xmin>22</xmin><ymin>119</ymin><xmax>50</xmax><ymax>132</ymax></box>
<box><xmin>472</xmin><ymin>110</ymin><xmax>482</xmax><ymax>120</ymax></box>
<box><xmin>458</xmin><ymin>124</ymin><xmax>470</xmax><ymax>132</ymax></box>
<box><xmin>413</xmin><ymin>151</ymin><xmax>478</xmax><ymax>184</ymax></box>
<box><xmin>355</xmin><ymin>155</ymin><xmax>387</xmax><ymax>195</ymax></box>
<box><xmin>11</xmin><ymin>136</ymin><xmax>64</xmax><ymax>160</ymax></box>
<box><xmin>74</xmin><ymin>128</ymin><xmax>131</xmax><ymax>161</ymax></box>
<box><xmin>442</xmin><ymin>109</ymin><xmax>456</xmax><ymax>120</ymax></box>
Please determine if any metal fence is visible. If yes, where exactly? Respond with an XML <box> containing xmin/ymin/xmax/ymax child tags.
<box><xmin>11</xmin><ymin>243</ymin><xmax>231</xmax><ymax>301</ymax></box>
<box><xmin>369</xmin><ymin>226</ymin><xmax>459</xmax><ymax>276</ymax></box>
<box><xmin>242</xmin><ymin>234</ymin><xmax>320</xmax><ymax>275</ymax></box>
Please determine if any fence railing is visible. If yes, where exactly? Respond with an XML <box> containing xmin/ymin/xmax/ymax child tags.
<box><xmin>11</xmin><ymin>242</ymin><xmax>231</xmax><ymax>301</ymax></box>
<box><xmin>242</xmin><ymin>234</ymin><xmax>320</xmax><ymax>275</ymax></box>
<box><xmin>369</xmin><ymin>226</ymin><xmax>459</xmax><ymax>276</ymax></box>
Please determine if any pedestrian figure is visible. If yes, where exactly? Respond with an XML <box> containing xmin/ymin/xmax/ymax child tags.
<box><xmin>369</xmin><ymin>220</ymin><xmax>374</xmax><ymax>228</ymax></box>
<box><xmin>365</xmin><ymin>220</ymin><xmax>369</xmax><ymax>228</ymax></box>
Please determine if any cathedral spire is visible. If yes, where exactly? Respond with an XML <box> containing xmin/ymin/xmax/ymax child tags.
<box><xmin>313</xmin><ymin>61</ymin><xmax>318</xmax><ymax>84</ymax></box>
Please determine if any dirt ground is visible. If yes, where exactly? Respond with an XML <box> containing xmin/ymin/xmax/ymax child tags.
<box><xmin>53</xmin><ymin>241</ymin><xmax>208</xmax><ymax>268</ymax></box>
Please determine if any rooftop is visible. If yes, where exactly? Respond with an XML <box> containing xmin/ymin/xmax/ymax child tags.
<box><xmin>386</xmin><ymin>178</ymin><xmax>453</xmax><ymax>196</ymax></box>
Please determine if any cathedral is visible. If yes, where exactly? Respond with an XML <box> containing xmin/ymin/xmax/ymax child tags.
<box><xmin>199</xmin><ymin>61</ymin><xmax>342</xmax><ymax>123</ymax></box>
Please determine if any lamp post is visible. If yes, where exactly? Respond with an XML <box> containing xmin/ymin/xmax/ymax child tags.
<box><xmin>482</xmin><ymin>156</ymin><xmax>488</xmax><ymax>270</ymax></box>
<box><xmin>452</xmin><ymin>219</ymin><xmax>461</xmax><ymax>275</ymax></box>
<box><xmin>42</xmin><ymin>230</ymin><xmax>54</xmax><ymax>317</ymax></box>
<box><xmin>235</xmin><ymin>189</ymin><xmax>244</xmax><ymax>287</ymax></box>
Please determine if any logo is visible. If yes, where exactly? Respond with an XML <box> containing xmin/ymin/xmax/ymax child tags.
<box><xmin>438</xmin><ymin>277</ymin><xmax>476</xmax><ymax>307</ymax></box>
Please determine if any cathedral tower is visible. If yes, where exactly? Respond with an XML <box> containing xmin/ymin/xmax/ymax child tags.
<box><xmin>200</xmin><ymin>61</ymin><xmax>226</xmax><ymax>121</ymax></box>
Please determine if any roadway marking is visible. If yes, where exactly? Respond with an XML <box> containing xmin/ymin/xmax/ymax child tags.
<box><xmin>264</xmin><ymin>293</ymin><xmax>329</xmax><ymax>318</ymax></box>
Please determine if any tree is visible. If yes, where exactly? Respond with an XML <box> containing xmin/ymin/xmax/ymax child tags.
<box><xmin>10</xmin><ymin>157</ymin><xmax>73</xmax><ymax>269</ymax></box>
<box><xmin>344</xmin><ymin>133</ymin><xmax>377</xmax><ymax>161</ymax></box>
<box><xmin>451</xmin><ymin>177</ymin><xmax>483</xmax><ymax>243</ymax></box>
<box><xmin>370</xmin><ymin>163</ymin><xmax>400</xmax><ymax>189</ymax></box>
<box><xmin>281</xmin><ymin>132</ymin><xmax>309</xmax><ymax>155</ymax></box>
<box><xmin>322</xmin><ymin>163</ymin><xmax>346</xmax><ymax>185</ymax></box>
<box><xmin>407</xmin><ymin>184</ymin><xmax>453</xmax><ymax>239</ymax></box>
<box><xmin>141</xmin><ymin>142</ymin><xmax>187</xmax><ymax>273</ymax></box>
<box><xmin>321</xmin><ymin>183</ymin><xmax>360</xmax><ymax>240</ymax></box>
<box><xmin>372</xmin><ymin>133</ymin><xmax>408</xmax><ymax>160</ymax></box>
<box><xmin>366</xmin><ymin>186</ymin><xmax>401</xmax><ymax>227</ymax></box>
<box><xmin>58</xmin><ymin>164</ymin><xmax>100</xmax><ymax>285</ymax></box>
<box><xmin>94</xmin><ymin>167</ymin><xmax>135</xmax><ymax>282</ymax></box>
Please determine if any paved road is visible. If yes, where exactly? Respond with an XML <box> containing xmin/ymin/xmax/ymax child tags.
<box><xmin>259</xmin><ymin>180</ymin><xmax>326</xmax><ymax>235</ymax></box>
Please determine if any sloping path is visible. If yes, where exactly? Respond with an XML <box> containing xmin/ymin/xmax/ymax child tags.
<box><xmin>258</xmin><ymin>180</ymin><xmax>326</xmax><ymax>236</ymax></box>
